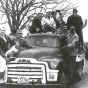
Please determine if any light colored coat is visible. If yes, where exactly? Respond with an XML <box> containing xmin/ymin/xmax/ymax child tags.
<box><xmin>67</xmin><ymin>32</ymin><xmax>79</xmax><ymax>56</ymax></box>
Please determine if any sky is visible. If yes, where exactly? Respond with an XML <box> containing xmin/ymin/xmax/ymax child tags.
<box><xmin>0</xmin><ymin>0</ymin><xmax>88</xmax><ymax>42</ymax></box>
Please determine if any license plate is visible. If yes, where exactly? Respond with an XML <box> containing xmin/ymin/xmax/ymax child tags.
<box><xmin>18</xmin><ymin>77</ymin><xmax>29</xmax><ymax>83</ymax></box>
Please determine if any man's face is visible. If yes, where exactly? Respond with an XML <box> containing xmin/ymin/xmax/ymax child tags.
<box><xmin>70</xmin><ymin>26</ymin><xmax>75</xmax><ymax>34</ymax></box>
<box><xmin>63</xmin><ymin>26</ymin><xmax>67</xmax><ymax>33</ymax></box>
<box><xmin>59</xmin><ymin>13</ymin><xmax>63</xmax><ymax>21</ymax></box>
<box><xmin>16</xmin><ymin>33</ymin><xmax>22</xmax><ymax>38</ymax></box>
<box><xmin>0</xmin><ymin>29</ymin><xmax>5</xmax><ymax>35</ymax></box>
<box><xmin>73</xmin><ymin>12</ymin><xmax>77</xmax><ymax>17</ymax></box>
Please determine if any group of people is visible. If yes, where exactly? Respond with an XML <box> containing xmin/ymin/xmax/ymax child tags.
<box><xmin>60</xmin><ymin>8</ymin><xmax>84</xmax><ymax>83</ymax></box>
<box><xmin>29</xmin><ymin>10</ymin><xmax>65</xmax><ymax>34</ymax></box>
<box><xmin>28</xmin><ymin>8</ymin><xmax>83</xmax><ymax>49</ymax></box>
<box><xmin>61</xmin><ymin>25</ymin><xmax>80</xmax><ymax>83</ymax></box>
<box><xmin>0</xmin><ymin>8</ymin><xmax>84</xmax><ymax>82</ymax></box>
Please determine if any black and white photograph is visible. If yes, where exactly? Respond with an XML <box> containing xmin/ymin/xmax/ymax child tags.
<box><xmin>0</xmin><ymin>0</ymin><xmax>87</xmax><ymax>88</ymax></box>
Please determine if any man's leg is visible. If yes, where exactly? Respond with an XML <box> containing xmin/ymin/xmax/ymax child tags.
<box><xmin>76</xmin><ymin>30</ymin><xmax>84</xmax><ymax>49</ymax></box>
<box><xmin>67</xmin><ymin>56</ymin><xmax>76</xmax><ymax>82</ymax></box>
<box><xmin>79</xmin><ymin>31</ymin><xmax>84</xmax><ymax>49</ymax></box>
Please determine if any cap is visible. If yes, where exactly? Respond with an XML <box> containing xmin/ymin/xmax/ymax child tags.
<box><xmin>16</xmin><ymin>30</ymin><xmax>22</xmax><ymax>34</ymax></box>
<box><xmin>73</xmin><ymin>9</ymin><xmax>78</xmax><ymax>13</ymax></box>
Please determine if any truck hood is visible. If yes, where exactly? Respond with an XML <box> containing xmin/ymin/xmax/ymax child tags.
<box><xmin>18</xmin><ymin>47</ymin><xmax>60</xmax><ymax>59</ymax></box>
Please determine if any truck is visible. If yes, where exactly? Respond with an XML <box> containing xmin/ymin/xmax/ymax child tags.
<box><xmin>0</xmin><ymin>32</ymin><xmax>85</xmax><ymax>88</ymax></box>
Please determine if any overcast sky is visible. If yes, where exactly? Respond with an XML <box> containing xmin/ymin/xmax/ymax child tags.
<box><xmin>0</xmin><ymin>0</ymin><xmax>88</xmax><ymax>42</ymax></box>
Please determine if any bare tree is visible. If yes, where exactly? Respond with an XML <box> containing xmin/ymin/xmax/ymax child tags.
<box><xmin>0</xmin><ymin>0</ymin><xmax>77</xmax><ymax>34</ymax></box>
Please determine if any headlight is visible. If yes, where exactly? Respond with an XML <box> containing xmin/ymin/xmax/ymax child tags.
<box><xmin>50</xmin><ymin>59</ymin><xmax>60</xmax><ymax>69</ymax></box>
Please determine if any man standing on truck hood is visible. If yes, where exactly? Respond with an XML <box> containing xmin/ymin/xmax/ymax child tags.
<box><xmin>62</xmin><ymin>26</ymin><xmax>79</xmax><ymax>83</ymax></box>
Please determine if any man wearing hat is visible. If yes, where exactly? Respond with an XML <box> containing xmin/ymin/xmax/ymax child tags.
<box><xmin>67</xmin><ymin>8</ymin><xmax>83</xmax><ymax>49</ymax></box>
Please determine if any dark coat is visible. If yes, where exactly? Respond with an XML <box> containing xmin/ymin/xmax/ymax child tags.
<box><xmin>29</xmin><ymin>17</ymin><xmax>42</xmax><ymax>33</ymax></box>
<box><xmin>0</xmin><ymin>35</ymin><xmax>9</xmax><ymax>56</ymax></box>
<box><xmin>67</xmin><ymin>15</ymin><xmax>83</xmax><ymax>32</ymax></box>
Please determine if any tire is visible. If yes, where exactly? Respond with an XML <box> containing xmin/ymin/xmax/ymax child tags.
<box><xmin>59</xmin><ymin>72</ymin><xmax>66</xmax><ymax>88</ymax></box>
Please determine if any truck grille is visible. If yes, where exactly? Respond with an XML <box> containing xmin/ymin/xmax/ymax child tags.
<box><xmin>7</xmin><ymin>63</ymin><xmax>46</xmax><ymax>84</ymax></box>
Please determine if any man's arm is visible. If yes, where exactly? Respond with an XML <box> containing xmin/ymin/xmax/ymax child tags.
<box><xmin>67</xmin><ymin>34</ymin><xmax>79</xmax><ymax>48</ymax></box>
<box><xmin>67</xmin><ymin>17</ymin><xmax>71</xmax><ymax>30</ymax></box>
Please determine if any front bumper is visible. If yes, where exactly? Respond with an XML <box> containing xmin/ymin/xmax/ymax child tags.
<box><xmin>1</xmin><ymin>83</ymin><xmax>62</xmax><ymax>88</ymax></box>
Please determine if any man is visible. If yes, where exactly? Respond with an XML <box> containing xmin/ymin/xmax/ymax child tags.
<box><xmin>42</xmin><ymin>11</ymin><xmax>56</xmax><ymax>33</ymax></box>
<box><xmin>51</xmin><ymin>11</ymin><xmax>60</xmax><ymax>29</ymax></box>
<box><xmin>67</xmin><ymin>8</ymin><xmax>83</xmax><ymax>49</ymax></box>
<box><xmin>6</xmin><ymin>30</ymin><xmax>32</xmax><ymax>58</ymax></box>
<box><xmin>29</xmin><ymin>13</ymin><xmax>43</xmax><ymax>33</ymax></box>
<box><xmin>0</xmin><ymin>28</ymin><xmax>10</xmax><ymax>57</ymax></box>
<box><xmin>60</xmin><ymin>25</ymin><xmax>68</xmax><ymax>48</ymax></box>
<box><xmin>51</xmin><ymin>10</ymin><xmax>65</xmax><ymax>30</ymax></box>
<box><xmin>62</xmin><ymin>26</ymin><xmax>79</xmax><ymax>83</ymax></box>
<box><xmin>0</xmin><ymin>28</ymin><xmax>7</xmax><ymax>75</ymax></box>
<box><xmin>60</xmin><ymin>25</ymin><xmax>69</xmax><ymax>76</ymax></box>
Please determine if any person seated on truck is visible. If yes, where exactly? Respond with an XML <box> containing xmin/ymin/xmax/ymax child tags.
<box><xmin>5</xmin><ymin>30</ymin><xmax>33</xmax><ymax>60</ymax></box>
<box><xmin>29</xmin><ymin>13</ymin><xmax>43</xmax><ymax>34</ymax></box>
<box><xmin>61</xmin><ymin>26</ymin><xmax>79</xmax><ymax>83</ymax></box>
<box><xmin>42</xmin><ymin>11</ymin><xmax>56</xmax><ymax>33</ymax></box>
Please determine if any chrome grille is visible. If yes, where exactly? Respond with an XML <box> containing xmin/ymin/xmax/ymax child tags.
<box><xmin>7</xmin><ymin>63</ymin><xmax>46</xmax><ymax>84</ymax></box>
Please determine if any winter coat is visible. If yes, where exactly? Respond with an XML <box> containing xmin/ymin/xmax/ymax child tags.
<box><xmin>67</xmin><ymin>15</ymin><xmax>83</xmax><ymax>32</ymax></box>
<box><xmin>29</xmin><ymin>17</ymin><xmax>42</xmax><ymax>33</ymax></box>
<box><xmin>67</xmin><ymin>33</ymin><xmax>79</xmax><ymax>56</ymax></box>
<box><xmin>0</xmin><ymin>35</ymin><xmax>10</xmax><ymax>57</ymax></box>
<box><xmin>0</xmin><ymin>35</ymin><xmax>9</xmax><ymax>53</ymax></box>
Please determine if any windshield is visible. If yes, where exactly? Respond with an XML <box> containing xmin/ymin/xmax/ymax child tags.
<box><xmin>25</xmin><ymin>36</ymin><xmax>60</xmax><ymax>48</ymax></box>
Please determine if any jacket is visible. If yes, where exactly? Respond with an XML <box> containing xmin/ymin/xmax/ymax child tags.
<box><xmin>67</xmin><ymin>32</ymin><xmax>79</xmax><ymax>56</ymax></box>
<box><xmin>0</xmin><ymin>35</ymin><xmax>9</xmax><ymax>53</ymax></box>
<box><xmin>67</xmin><ymin>15</ymin><xmax>83</xmax><ymax>31</ymax></box>
<box><xmin>29</xmin><ymin>17</ymin><xmax>42</xmax><ymax>33</ymax></box>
